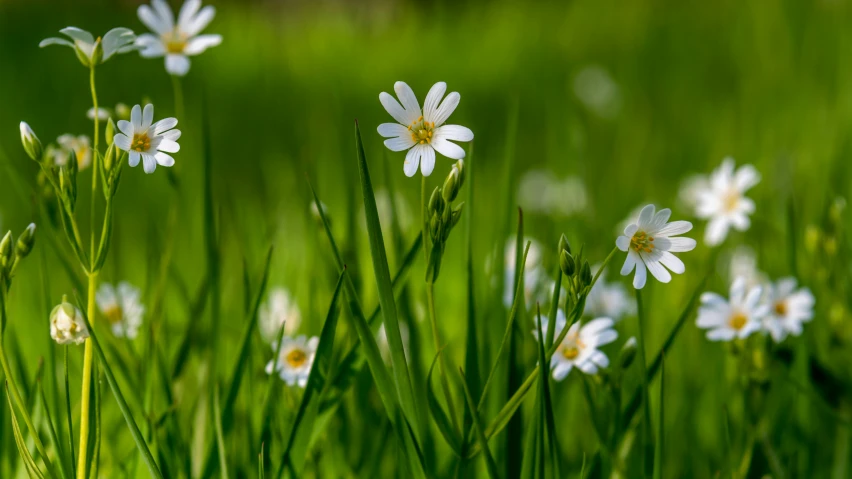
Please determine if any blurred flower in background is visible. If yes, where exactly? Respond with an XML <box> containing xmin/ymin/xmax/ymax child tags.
<box><xmin>517</xmin><ymin>170</ymin><xmax>588</xmax><ymax>217</ymax></box>
<box><xmin>265</xmin><ymin>335</ymin><xmax>318</xmax><ymax>387</ymax></box>
<box><xmin>259</xmin><ymin>287</ymin><xmax>302</xmax><ymax>343</ymax></box>
<box><xmin>536</xmin><ymin>309</ymin><xmax>618</xmax><ymax>380</ymax></box>
<box><xmin>136</xmin><ymin>0</ymin><xmax>223</xmax><ymax>76</ymax></box>
<box><xmin>694</xmin><ymin>157</ymin><xmax>760</xmax><ymax>247</ymax></box>
<box><xmin>96</xmin><ymin>282</ymin><xmax>146</xmax><ymax>339</ymax></box>
<box><xmin>501</xmin><ymin>237</ymin><xmax>544</xmax><ymax>308</ymax></box>
<box><xmin>573</xmin><ymin>65</ymin><xmax>622</xmax><ymax>119</ymax></box>
<box><xmin>52</xmin><ymin>134</ymin><xmax>92</xmax><ymax>170</ymax></box>
<box><xmin>678</xmin><ymin>174</ymin><xmax>711</xmax><ymax>212</ymax></box>
<box><xmin>377</xmin><ymin>322</ymin><xmax>410</xmax><ymax>364</ymax></box>
<box><xmin>696</xmin><ymin>277</ymin><xmax>767</xmax><ymax>341</ymax></box>
<box><xmin>762</xmin><ymin>278</ymin><xmax>815</xmax><ymax>343</ymax></box>
<box><xmin>584</xmin><ymin>265</ymin><xmax>635</xmax><ymax>321</ymax></box>
<box><xmin>726</xmin><ymin>246</ymin><xmax>767</xmax><ymax>291</ymax></box>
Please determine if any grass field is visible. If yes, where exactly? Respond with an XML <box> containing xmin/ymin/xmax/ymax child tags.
<box><xmin>0</xmin><ymin>0</ymin><xmax>851</xmax><ymax>477</ymax></box>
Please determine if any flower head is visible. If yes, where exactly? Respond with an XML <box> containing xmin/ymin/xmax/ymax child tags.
<box><xmin>378</xmin><ymin>81</ymin><xmax>473</xmax><ymax>177</ymax></box>
<box><xmin>762</xmin><ymin>278</ymin><xmax>814</xmax><ymax>343</ymax></box>
<box><xmin>96</xmin><ymin>282</ymin><xmax>146</xmax><ymax>339</ymax></box>
<box><xmin>695</xmin><ymin>157</ymin><xmax>760</xmax><ymax>246</ymax></box>
<box><xmin>136</xmin><ymin>0</ymin><xmax>223</xmax><ymax>76</ymax></box>
<box><xmin>585</xmin><ymin>266</ymin><xmax>635</xmax><ymax>321</ymax></box>
<box><xmin>20</xmin><ymin>122</ymin><xmax>43</xmax><ymax>161</ymax></box>
<box><xmin>50</xmin><ymin>301</ymin><xmax>89</xmax><ymax>345</ymax></box>
<box><xmin>40</xmin><ymin>27</ymin><xmax>136</xmax><ymax>67</ymax></box>
<box><xmin>113</xmin><ymin>104</ymin><xmax>180</xmax><ymax>174</ymax></box>
<box><xmin>535</xmin><ymin>310</ymin><xmax>618</xmax><ymax>380</ymax></box>
<box><xmin>265</xmin><ymin>335</ymin><xmax>318</xmax><ymax>387</ymax></box>
<box><xmin>616</xmin><ymin>204</ymin><xmax>696</xmax><ymax>289</ymax></box>
<box><xmin>258</xmin><ymin>287</ymin><xmax>302</xmax><ymax>343</ymax></box>
<box><xmin>696</xmin><ymin>277</ymin><xmax>767</xmax><ymax>341</ymax></box>
<box><xmin>52</xmin><ymin>135</ymin><xmax>92</xmax><ymax>170</ymax></box>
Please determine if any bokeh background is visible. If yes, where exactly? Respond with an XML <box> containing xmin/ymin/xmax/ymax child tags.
<box><xmin>1</xmin><ymin>0</ymin><xmax>851</xmax><ymax>477</ymax></box>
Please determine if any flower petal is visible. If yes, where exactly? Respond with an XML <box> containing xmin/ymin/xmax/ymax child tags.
<box><xmin>39</xmin><ymin>37</ymin><xmax>74</xmax><ymax>49</ymax></box>
<box><xmin>184</xmin><ymin>34</ymin><xmax>221</xmax><ymax>55</ymax></box>
<box><xmin>632</xmin><ymin>256</ymin><xmax>647</xmax><ymax>289</ymax></box>
<box><xmin>431</xmin><ymin>91</ymin><xmax>460</xmax><ymax>127</ymax></box>
<box><xmin>142</xmin><ymin>104</ymin><xmax>154</xmax><ymax>130</ymax></box>
<box><xmin>620</xmin><ymin>250</ymin><xmax>637</xmax><ymax>275</ymax></box>
<box><xmin>616</xmin><ymin>235</ymin><xmax>630</xmax><ymax>252</ymax></box>
<box><xmin>113</xmin><ymin>133</ymin><xmax>131</xmax><ymax>151</ymax></box>
<box><xmin>128</xmin><ymin>151</ymin><xmax>141</xmax><ymax>167</ymax></box>
<box><xmin>138</xmin><ymin>4</ymin><xmax>171</xmax><ymax>35</ymax></box>
<box><xmin>433</xmin><ymin>125</ymin><xmax>473</xmax><ymax>142</ymax></box>
<box><xmin>735</xmin><ymin>164</ymin><xmax>760</xmax><ymax>191</ymax></box>
<box><xmin>423</xmin><ymin>82</ymin><xmax>446</xmax><ymax>124</ymax></box>
<box><xmin>430</xmin><ymin>137</ymin><xmax>465</xmax><ymax>159</ymax></box>
<box><xmin>155</xmin><ymin>151</ymin><xmax>175</xmax><ymax>167</ymax></box>
<box><xmin>151</xmin><ymin>0</ymin><xmax>175</xmax><ymax>30</ymax></box>
<box><xmin>379</xmin><ymin>92</ymin><xmax>416</xmax><ymax>125</ymax></box>
<box><xmin>130</xmin><ymin>104</ymin><xmax>142</xmax><ymax>128</ymax></box>
<box><xmin>643</xmin><ymin>253</ymin><xmax>672</xmax><ymax>283</ymax></box>
<box><xmin>154</xmin><ymin>117</ymin><xmax>178</xmax><ymax>134</ymax></box>
<box><xmin>165</xmin><ymin>54</ymin><xmax>191</xmax><ymax>76</ymax></box>
<box><xmin>658</xmin><ymin>251</ymin><xmax>685</xmax><ymax>274</ymax></box>
<box><xmin>384</xmin><ymin>136</ymin><xmax>415</xmax><ymax>152</ymax></box>
<box><xmin>704</xmin><ymin>216</ymin><xmax>730</xmax><ymax>247</ymax></box>
<box><xmin>178</xmin><ymin>0</ymin><xmax>202</xmax><ymax>30</ymax></box>
<box><xmin>403</xmin><ymin>146</ymin><xmax>420</xmax><ymax>177</ymax></box>
<box><xmin>420</xmin><ymin>146</ymin><xmax>436</xmax><ymax>176</ymax></box>
<box><xmin>393</xmin><ymin>81</ymin><xmax>420</xmax><ymax>119</ymax></box>
<box><xmin>182</xmin><ymin>5</ymin><xmax>216</xmax><ymax>37</ymax></box>
<box><xmin>157</xmin><ymin>139</ymin><xmax>180</xmax><ymax>153</ymax></box>
<box><xmin>657</xmin><ymin>220</ymin><xmax>693</xmax><ymax>237</ymax></box>
<box><xmin>637</xmin><ymin>204</ymin><xmax>656</xmax><ymax>229</ymax></box>
<box><xmin>59</xmin><ymin>27</ymin><xmax>94</xmax><ymax>45</ymax></box>
<box><xmin>141</xmin><ymin>153</ymin><xmax>157</xmax><ymax>173</ymax></box>
<box><xmin>377</xmin><ymin>123</ymin><xmax>409</xmax><ymax>138</ymax></box>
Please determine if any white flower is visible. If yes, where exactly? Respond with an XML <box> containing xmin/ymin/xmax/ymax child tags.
<box><xmin>677</xmin><ymin>174</ymin><xmax>710</xmax><ymax>212</ymax></box>
<box><xmin>585</xmin><ymin>266</ymin><xmax>635</xmax><ymax>321</ymax></box>
<box><xmin>535</xmin><ymin>310</ymin><xmax>618</xmax><ymax>380</ymax></box>
<box><xmin>96</xmin><ymin>282</ymin><xmax>146</xmax><ymax>339</ymax></box>
<box><xmin>695</xmin><ymin>157</ymin><xmax>760</xmax><ymax>246</ymax></box>
<box><xmin>50</xmin><ymin>302</ymin><xmax>89</xmax><ymax>345</ymax></box>
<box><xmin>258</xmin><ymin>287</ymin><xmax>302</xmax><ymax>343</ymax></box>
<box><xmin>573</xmin><ymin>65</ymin><xmax>622</xmax><ymax>119</ymax></box>
<box><xmin>503</xmin><ymin>237</ymin><xmax>544</xmax><ymax>308</ymax></box>
<box><xmin>616</xmin><ymin>204</ymin><xmax>697</xmax><ymax>289</ymax></box>
<box><xmin>265</xmin><ymin>335</ymin><xmax>318</xmax><ymax>387</ymax></box>
<box><xmin>19</xmin><ymin>121</ymin><xmax>43</xmax><ymax>161</ymax></box>
<box><xmin>696</xmin><ymin>277</ymin><xmax>767</xmax><ymax>341</ymax></box>
<box><xmin>136</xmin><ymin>0</ymin><xmax>223</xmax><ymax>76</ymax></box>
<box><xmin>762</xmin><ymin>278</ymin><xmax>815</xmax><ymax>343</ymax></box>
<box><xmin>52</xmin><ymin>135</ymin><xmax>92</xmax><ymax>170</ymax></box>
<box><xmin>40</xmin><ymin>27</ymin><xmax>137</xmax><ymax>67</ymax></box>
<box><xmin>87</xmin><ymin>108</ymin><xmax>111</xmax><ymax>121</ymax></box>
<box><xmin>113</xmin><ymin>104</ymin><xmax>180</xmax><ymax>174</ymax></box>
<box><xmin>378</xmin><ymin>81</ymin><xmax>474</xmax><ymax>177</ymax></box>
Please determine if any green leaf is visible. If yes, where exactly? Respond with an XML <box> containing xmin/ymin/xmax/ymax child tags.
<box><xmin>458</xmin><ymin>369</ymin><xmax>500</xmax><ymax>479</ymax></box>
<box><xmin>653</xmin><ymin>352</ymin><xmax>665</xmax><ymax>479</ymax></box>
<box><xmin>426</xmin><ymin>352</ymin><xmax>463</xmax><ymax>455</ymax></box>
<box><xmin>634</xmin><ymin>288</ymin><xmax>652</xmax><ymax>477</ymax></box>
<box><xmin>536</xmin><ymin>307</ymin><xmax>560</xmax><ymax>478</ymax></box>
<box><xmin>5</xmin><ymin>382</ymin><xmax>46</xmax><ymax>479</ymax></box>
<box><xmin>462</xmin><ymin>142</ymin><xmax>481</xmax><ymax>440</ymax></box>
<box><xmin>258</xmin><ymin>443</ymin><xmax>265</xmax><ymax>479</ymax></box>
<box><xmin>213</xmin><ymin>384</ymin><xmax>229</xmax><ymax>479</ymax></box>
<box><xmin>63</xmin><ymin>347</ymin><xmax>76</xmax><ymax>477</ymax></box>
<box><xmin>39</xmin><ymin>381</ymin><xmax>69</xmax><ymax>479</ymax></box>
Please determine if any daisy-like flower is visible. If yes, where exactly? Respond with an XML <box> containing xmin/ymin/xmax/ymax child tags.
<box><xmin>96</xmin><ymin>282</ymin><xmax>146</xmax><ymax>339</ymax></box>
<box><xmin>696</xmin><ymin>277</ymin><xmax>768</xmax><ymax>341</ymax></box>
<box><xmin>50</xmin><ymin>301</ymin><xmax>89</xmax><ymax>345</ymax></box>
<box><xmin>616</xmin><ymin>204</ymin><xmax>697</xmax><ymax>289</ymax></box>
<box><xmin>585</xmin><ymin>266</ymin><xmax>635</xmax><ymax>321</ymax></box>
<box><xmin>694</xmin><ymin>157</ymin><xmax>760</xmax><ymax>247</ymax></box>
<box><xmin>762</xmin><ymin>278</ymin><xmax>815</xmax><ymax>342</ymax></box>
<box><xmin>112</xmin><ymin>104</ymin><xmax>180</xmax><ymax>174</ymax></box>
<box><xmin>535</xmin><ymin>310</ymin><xmax>618</xmax><ymax>380</ymax></box>
<box><xmin>378</xmin><ymin>81</ymin><xmax>474</xmax><ymax>177</ymax></box>
<box><xmin>258</xmin><ymin>287</ymin><xmax>302</xmax><ymax>343</ymax></box>
<box><xmin>265</xmin><ymin>335</ymin><xmax>319</xmax><ymax>387</ymax></box>
<box><xmin>40</xmin><ymin>27</ymin><xmax>136</xmax><ymax>67</ymax></box>
<box><xmin>136</xmin><ymin>0</ymin><xmax>223</xmax><ymax>77</ymax></box>
<box><xmin>52</xmin><ymin>134</ymin><xmax>92</xmax><ymax>170</ymax></box>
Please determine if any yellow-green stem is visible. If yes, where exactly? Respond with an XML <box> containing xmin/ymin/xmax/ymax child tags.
<box><xmin>77</xmin><ymin>272</ymin><xmax>97</xmax><ymax>479</ymax></box>
<box><xmin>426</xmin><ymin>281</ymin><xmax>460</xmax><ymax>432</ymax></box>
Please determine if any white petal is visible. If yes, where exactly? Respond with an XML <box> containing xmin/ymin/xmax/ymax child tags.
<box><xmin>431</xmin><ymin>91</ymin><xmax>460</xmax><ymax>127</ymax></box>
<box><xmin>620</xmin><ymin>250</ymin><xmax>637</xmax><ymax>275</ymax></box>
<box><xmin>138</xmin><ymin>5</ymin><xmax>171</xmax><ymax>35</ymax></box>
<box><xmin>552</xmin><ymin>362</ymin><xmax>572</xmax><ymax>381</ymax></box>
<box><xmin>102</xmin><ymin>28</ymin><xmax>135</xmax><ymax>59</ymax></box>
<box><xmin>165</xmin><ymin>54</ymin><xmax>191</xmax><ymax>76</ymax></box>
<box><xmin>141</xmin><ymin>153</ymin><xmax>157</xmax><ymax>173</ymax></box>
<box><xmin>632</xmin><ymin>258</ymin><xmax>647</xmax><ymax>289</ymax></box>
<box><xmin>729</xmin><ymin>277</ymin><xmax>746</xmax><ymax>305</ymax></box>
<box><xmin>136</xmin><ymin>34</ymin><xmax>165</xmax><ymax>57</ymax></box>
<box><xmin>178</xmin><ymin>0</ymin><xmax>202</xmax><ymax>30</ymax></box>
<box><xmin>142</xmin><ymin>104</ymin><xmax>155</xmax><ymax>130</ymax></box>
<box><xmin>730</xmin><ymin>213</ymin><xmax>751</xmax><ymax>231</ymax></box>
<box><xmin>155</xmin><ymin>152</ymin><xmax>175</xmax><ymax>167</ymax></box>
<box><xmin>420</xmin><ymin>146</ymin><xmax>436</xmax><ymax>176</ymax></box>
<box><xmin>161</xmin><ymin>129</ymin><xmax>182</xmax><ymax>141</ymax></box>
<box><xmin>707</xmin><ymin>328</ymin><xmax>736</xmax><ymax>341</ymax></box>
<box><xmin>377</xmin><ymin>123</ymin><xmax>409</xmax><ymax>138</ymax></box>
<box><xmin>128</xmin><ymin>151</ymin><xmax>141</xmax><ymax>167</ymax></box>
<box><xmin>667</xmin><ymin>237</ymin><xmax>697</xmax><ymax>253</ymax></box>
<box><xmin>182</xmin><ymin>6</ymin><xmax>216</xmax><ymax>37</ymax></box>
<box><xmin>657</xmin><ymin>220</ymin><xmax>693</xmax><ymax>237</ymax></box>
<box><xmin>433</xmin><ymin>125</ymin><xmax>473</xmax><ymax>142</ymax></box>
<box><xmin>393</xmin><ymin>82</ymin><xmax>421</xmax><ymax>119</ymax></box>
<box><xmin>379</xmin><ymin>92</ymin><xmax>417</xmax><ymax>125</ymax></box>
<box><xmin>39</xmin><ymin>37</ymin><xmax>74</xmax><ymax>49</ymax></box>
<box><xmin>151</xmin><ymin>0</ymin><xmax>175</xmax><ymax>30</ymax></box>
<box><xmin>158</xmin><ymin>139</ymin><xmax>180</xmax><ymax>153</ymax></box>
<box><xmin>384</xmin><ymin>136</ymin><xmax>415</xmax><ymax>152</ymax></box>
<box><xmin>423</xmin><ymin>82</ymin><xmax>447</xmax><ymax>124</ymax></box>
<box><xmin>616</xmin><ymin>235</ymin><xmax>630</xmax><ymax>252</ymax></box>
<box><xmin>184</xmin><ymin>34</ymin><xmax>222</xmax><ymax>55</ymax></box>
<box><xmin>658</xmin><ymin>251</ymin><xmax>685</xmax><ymax>274</ymax></box>
<box><xmin>154</xmin><ymin>118</ymin><xmax>178</xmax><ymax>134</ymax></box>
<box><xmin>130</xmin><ymin>104</ymin><xmax>142</xmax><ymax>128</ymax></box>
<box><xmin>113</xmin><ymin>133</ymin><xmax>131</xmax><ymax>151</ymax></box>
<box><xmin>403</xmin><ymin>147</ymin><xmax>420</xmax><ymax>177</ymax></box>
<box><xmin>637</xmin><ymin>205</ymin><xmax>656</xmax><ymax>229</ymax></box>
<box><xmin>643</xmin><ymin>254</ymin><xmax>672</xmax><ymax>283</ymax></box>
<box><xmin>623</xmin><ymin>223</ymin><xmax>638</xmax><ymax>236</ymax></box>
<box><xmin>430</xmin><ymin>137</ymin><xmax>465</xmax><ymax>159</ymax></box>
<box><xmin>735</xmin><ymin>165</ymin><xmax>760</xmax><ymax>191</ymax></box>
<box><xmin>649</xmin><ymin>208</ymin><xmax>672</xmax><ymax>231</ymax></box>
<box><xmin>59</xmin><ymin>27</ymin><xmax>94</xmax><ymax>45</ymax></box>
<box><xmin>704</xmin><ymin>216</ymin><xmax>730</xmax><ymax>247</ymax></box>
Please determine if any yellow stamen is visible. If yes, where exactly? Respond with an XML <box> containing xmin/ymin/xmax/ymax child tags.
<box><xmin>774</xmin><ymin>301</ymin><xmax>787</xmax><ymax>316</ymax></box>
<box><xmin>131</xmin><ymin>133</ymin><xmax>151</xmax><ymax>152</ymax></box>
<box><xmin>286</xmin><ymin>349</ymin><xmax>307</xmax><ymax>368</ymax></box>
<box><xmin>729</xmin><ymin>313</ymin><xmax>748</xmax><ymax>330</ymax></box>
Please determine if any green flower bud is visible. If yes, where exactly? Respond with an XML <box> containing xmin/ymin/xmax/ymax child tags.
<box><xmin>430</xmin><ymin>213</ymin><xmax>441</xmax><ymax>239</ymax></box>
<box><xmin>455</xmin><ymin>159</ymin><xmax>465</xmax><ymax>189</ymax></box>
<box><xmin>15</xmin><ymin>223</ymin><xmax>36</xmax><ymax>259</ymax></box>
<box><xmin>450</xmin><ymin>203</ymin><xmax>464</xmax><ymax>228</ymax></box>
<box><xmin>581</xmin><ymin>260</ymin><xmax>592</xmax><ymax>285</ymax></box>
<box><xmin>20</xmin><ymin>122</ymin><xmax>43</xmax><ymax>161</ymax></box>
<box><xmin>103</xmin><ymin>142</ymin><xmax>116</xmax><ymax>173</ymax></box>
<box><xmin>0</xmin><ymin>231</ymin><xmax>12</xmax><ymax>269</ymax></box>
<box><xmin>619</xmin><ymin>337</ymin><xmax>637</xmax><ymax>369</ymax></box>
<box><xmin>91</xmin><ymin>37</ymin><xmax>103</xmax><ymax>65</ymax></box>
<box><xmin>429</xmin><ymin>186</ymin><xmax>445</xmax><ymax>215</ymax></box>
<box><xmin>442</xmin><ymin>165</ymin><xmax>460</xmax><ymax>203</ymax></box>
<box><xmin>558</xmin><ymin>233</ymin><xmax>571</xmax><ymax>255</ymax></box>
<box><xmin>559</xmin><ymin>250</ymin><xmax>575</xmax><ymax>277</ymax></box>
<box><xmin>105</xmin><ymin>117</ymin><xmax>116</xmax><ymax>146</ymax></box>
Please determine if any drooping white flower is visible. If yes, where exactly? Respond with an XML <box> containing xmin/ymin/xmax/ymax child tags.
<box><xmin>96</xmin><ymin>282</ymin><xmax>146</xmax><ymax>339</ymax></box>
<box><xmin>762</xmin><ymin>278</ymin><xmax>815</xmax><ymax>343</ymax></box>
<box><xmin>265</xmin><ymin>335</ymin><xmax>318</xmax><ymax>387</ymax></box>
<box><xmin>695</xmin><ymin>157</ymin><xmax>760</xmax><ymax>247</ymax></box>
<box><xmin>135</xmin><ymin>0</ymin><xmax>223</xmax><ymax>76</ymax></box>
<box><xmin>40</xmin><ymin>27</ymin><xmax>137</xmax><ymax>67</ymax></box>
<box><xmin>50</xmin><ymin>301</ymin><xmax>89</xmax><ymax>345</ymax></box>
<box><xmin>616</xmin><ymin>204</ymin><xmax>697</xmax><ymax>289</ymax></box>
<box><xmin>503</xmin><ymin>237</ymin><xmax>544</xmax><ymax>308</ymax></box>
<box><xmin>112</xmin><ymin>104</ymin><xmax>180</xmax><ymax>174</ymax></box>
<box><xmin>258</xmin><ymin>287</ymin><xmax>302</xmax><ymax>343</ymax></box>
<box><xmin>378</xmin><ymin>81</ymin><xmax>474</xmax><ymax>177</ymax></box>
<box><xmin>696</xmin><ymin>277</ymin><xmax>767</xmax><ymax>341</ymax></box>
<box><xmin>535</xmin><ymin>310</ymin><xmax>618</xmax><ymax>380</ymax></box>
<box><xmin>52</xmin><ymin>135</ymin><xmax>92</xmax><ymax>170</ymax></box>
<box><xmin>585</xmin><ymin>266</ymin><xmax>635</xmax><ymax>321</ymax></box>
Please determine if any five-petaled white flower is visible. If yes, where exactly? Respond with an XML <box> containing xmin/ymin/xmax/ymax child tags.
<box><xmin>585</xmin><ymin>266</ymin><xmax>635</xmax><ymax>321</ymax></box>
<box><xmin>616</xmin><ymin>204</ymin><xmax>696</xmax><ymax>289</ymax></box>
<box><xmin>265</xmin><ymin>335</ymin><xmax>318</xmax><ymax>387</ymax></box>
<box><xmin>762</xmin><ymin>278</ymin><xmax>814</xmax><ymax>343</ymax></box>
<box><xmin>535</xmin><ymin>310</ymin><xmax>618</xmax><ymax>380</ymax></box>
<box><xmin>378</xmin><ymin>81</ymin><xmax>474</xmax><ymax>177</ymax></box>
<box><xmin>696</xmin><ymin>277</ymin><xmax>767</xmax><ymax>341</ymax></box>
<box><xmin>40</xmin><ymin>27</ymin><xmax>137</xmax><ymax>67</ymax></box>
<box><xmin>695</xmin><ymin>157</ymin><xmax>760</xmax><ymax>247</ymax></box>
<box><xmin>50</xmin><ymin>301</ymin><xmax>89</xmax><ymax>345</ymax></box>
<box><xmin>258</xmin><ymin>287</ymin><xmax>302</xmax><ymax>343</ymax></box>
<box><xmin>136</xmin><ymin>0</ymin><xmax>223</xmax><ymax>77</ymax></box>
<box><xmin>113</xmin><ymin>104</ymin><xmax>180</xmax><ymax>174</ymax></box>
<box><xmin>52</xmin><ymin>134</ymin><xmax>92</xmax><ymax>170</ymax></box>
<box><xmin>96</xmin><ymin>282</ymin><xmax>146</xmax><ymax>340</ymax></box>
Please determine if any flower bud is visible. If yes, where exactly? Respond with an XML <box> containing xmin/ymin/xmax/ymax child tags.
<box><xmin>429</xmin><ymin>186</ymin><xmax>445</xmax><ymax>215</ymax></box>
<box><xmin>558</xmin><ymin>233</ymin><xmax>571</xmax><ymax>255</ymax></box>
<box><xmin>430</xmin><ymin>213</ymin><xmax>441</xmax><ymax>239</ymax></box>
<box><xmin>15</xmin><ymin>223</ymin><xmax>36</xmax><ymax>259</ymax></box>
<box><xmin>804</xmin><ymin>225</ymin><xmax>820</xmax><ymax>254</ymax></box>
<box><xmin>442</xmin><ymin>164</ymin><xmax>460</xmax><ymax>203</ymax></box>
<box><xmin>20</xmin><ymin>122</ymin><xmax>43</xmax><ymax>161</ymax></box>
<box><xmin>581</xmin><ymin>260</ymin><xmax>592</xmax><ymax>285</ymax></box>
<box><xmin>0</xmin><ymin>231</ymin><xmax>13</xmax><ymax>269</ymax></box>
<box><xmin>105</xmin><ymin>118</ymin><xmax>116</xmax><ymax>145</ymax></box>
<box><xmin>559</xmin><ymin>250</ymin><xmax>575</xmax><ymax>277</ymax></box>
<box><xmin>619</xmin><ymin>337</ymin><xmax>637</xmax><ymax>369</ymax></box>
<box><xmin>50</xmin><ymin>299</ymin><xmax>89</xmax><ymax>345</ymax></box>
<box><xmin>103</xmin><ymin>142</ymin><xmax>116</xmax><ymax>173</ymax></box>
<box><xmin>454</xmin><ymin>159</ymin><xmax>465</xmax><ymax>189</ymax></box>
<box><xmin>91</xmin><ymin>37</ymin><xmax>103</xmax><ymax>65</ymax></box>
<box><xmin>450</xmin><ymin>203</ymin><xmax>464</xmax><ymax>228</ymax></box>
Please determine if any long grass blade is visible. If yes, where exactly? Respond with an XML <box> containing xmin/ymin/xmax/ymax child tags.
<box><xmin>213</xmin><ymin>384</ymin><xmax>229</xmax><ymax>479</ymax></box>
<box><xmin>459</xmin><ymin>369</ymin><xmax>500</xmax><ymax>479</ymax></box>
<box><xmin>653</xmin><ymin>351</ymin><xmax>665</xmax><ymax>479</ymax></box>
<box><xmin>426</xmin><ymin>352</ymin><xmax>463</xmax><ymax>455</ymax></box>
<box><xmin>6</xmin><ymin>382</ymin><xmax>46</xmax><ymax>479</ymax></box>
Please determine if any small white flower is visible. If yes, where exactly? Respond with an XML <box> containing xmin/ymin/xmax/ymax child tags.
<box><xmin>265</xmin><ymin>335</ymin><xmax>318</xmax><ymax>387</ymax></box>
<box><xmin>52</xmin><ymin>134</ymin><xmax>92</xmax><ymax>170</ymax></box>
<box><xmin>87</xmin><ymin>107</ymin><xmax>111</xmax><ymax>121</ymax></box>
<box><xmin>258</xmin><ymin>287</ymin><xmax>302</xmax><ymax>343</ymax></box>
<box><xmin>695</xmin><ymin>157</ymin><xmax>760</xmax><ymax>246</ymax></box>
<box><xmin>762</xmin><ymin>278</ymin><xmax>815</xmax><ymax>343</ymax></box>
<box><xmin>96</xmin><ymin>282</ymin><xmax>146</xmax><ymax>339</ymax></box>
<box><xmin>40</xmin><ymin>27</ymin><xmax>137</xmax><ymax>67</ymax></box>
<box><xmin>112</xmin><ymin>104</ymin><xmax>180</xmax><ymax>174</ymax></box>
<box><xmin>535</xmin><ymin>310</ymin><xmax>618</xmax><ymax>380</ymax></box>
<box><xmin>503</xmin><ymin>237</ymin><xmax>544</xmax><ymax>308</ymax></box>
<box><xmin>585</xmin><ymin>266</ymin><xmax>635</xmax><ymax>321</ymax></box>
<box><xmin>378</xmin><ymin>81</ymin><xmax>474</xmax><ymax>177</ymax></box>
<box><xmin>696</xmin><ymin>277</ymin><xmax>768</xmax><ymax>341</ymax></box>
<box><xmin>50</xmin><ymin>302</ymin><xmax>89</xmax><ymax>345</ymax></box>
<box><xmin>136</xmin><ymin>0</ymin><xmax>223</xmax><ymax>76</ymax></box>
<box><xmin>616</xmin><ymin>204</ymin><xmax>697</xmax><ymax>289</ymax></box>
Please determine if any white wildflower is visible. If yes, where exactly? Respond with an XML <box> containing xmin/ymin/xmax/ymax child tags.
<box><xmin>265</xmin><ymin>335</ymin><xmax>318</xmax><ymax>387</ymax></box>
<box><xmin>136</xmin><ymin>0</ymin><xmax>223</xmax><ymax>76</ymax></box>
<box><xmin>112</xmin><ymin>104</ymin><xmax>180</xmax><ymax>174</ymax></box>
<box><xmin>696</xmin><ymin>277</ymin><xmax>767</xmax><ymax>341</ymax></box>
<box><xmin>96</xmin><ymin>282</ymin><xmax>146</xmax><ymax>339</ymax></box>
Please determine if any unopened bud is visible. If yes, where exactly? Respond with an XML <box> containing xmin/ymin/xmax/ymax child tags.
<box><xmin>430</xmin><ymin>213</ymin><xmax>441</xmax><ymax>239</ymax></box>
<box><xmin>558</xmin><ymin>233</ymin><xmax>571</xmax><ymax>255</ymax></box>
<box><xmin>91</xmin><ymin>37</ymin><xmax>104</xmax><ymax>65</ymax></box>
<box><xmin>103</xmin><ymin>142</ymin><xmax>116</xmax><ymax>173</ymax></box>
<box><xmin>450</xmin><ymin>203</ymin><xmax>464</xmax><ymax>228</ymax></box>
<box><xmin>581</xmin><ymin>261</ymin><xmax>592</xmax><ymax>285</ymax></box>
<box><xmin>454</xmin><ymin>159</ymin><xmax>465</xmax><ymax>188</ymax></box>
<box><xmin>429</xmin><ymin>186</ymin><xmax>445</xmax><ymax>215</ymax></box>
<box><xmin>559</xmin><ymin>250</ymin><xmax>575</xmax><ymax>277</ymax></box>
<box><xmin>0</xmin><ymin>231</ymin><xmax>13</xmax><ymax>269</ymax></box>
<box><xmin>15</xmin><ymin>224</ymin><xmax>36</xmax><ymax>259</ymax></box>
<box><xmin>619</xmin><ymin>337</ymin><xmax>637</xmax><ymax>369</ymax></box>
<box><xmin>105</xmin><ymin>118</ymin><xmax>116</xmax><ymax>145</ymax></box>
<box><xmin>442</xmin><ymin>162</ymin><xmax>463</xmax><ymax>203</ymax></box>
<box><xmin>20</xmin><ymin>122</ymin><xmax>43</xmax><ymax>161</ymax></box>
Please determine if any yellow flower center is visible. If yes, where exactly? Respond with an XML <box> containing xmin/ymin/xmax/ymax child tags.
<box><xmin>131</xmin><ymin>133</ymin><xmax>151</xmax><ymax>152</ymax></box>
<box><xmin>723</xmin><ymin>190</ymin><xmax>741</xmax><ymax>212</ymax></box>
<box><xmin>562</xmin><ymin>346</ymin><xmax>579</xmax><ymax>360</ymax></box>
<box><xmin>286</xmin><ymin>348</ymin><xmax>307</xmax><ymax>368</ymax></box>
<box><xmin>103</xmin><ymin>305</ymin><xmax>124</xmax><ymax>325</ymax></box>
<box><xmin>774</xmin><ymin>301</ymin><xmax>787</xmax><ymax>316</ymax></box>
<box><xmin>408</xmin><ymin>116</ymin><xmax>434</xmax><ymax>145</ymax></box>
<box><xmin>630</xmin><ymin>230</ymin><xmax>655</xmax><ymax>254</ymax></box>
<box><xmin>560</xmin><ymin>335</ymin><xmax>585</xmax><ymax>360</ymax></box>
<box><xmin>162</xmin><ymin>30</ymin><xmax>188</xmax><ymax>54</ymax></box>
<box><xmin>728</xmin><ymin>312</ymin><xmax>748</xmax><ymax>330</ymax></box>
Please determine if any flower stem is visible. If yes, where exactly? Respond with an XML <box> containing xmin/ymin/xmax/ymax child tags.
<box><xmin>77</xmin><ymin>272</ymin><xmax>98</xmax><ymax>479</ymax></box>
<box><xmin>426</xmin><ymin>281</ymin><xmax>460</xmax><ymax>431</ymax></box>
<box><xmin>421</xmin><ymin>175</ymin><xmax>429</xmax><ymax>263</ymax></box>
<box><xmin>635</xmin><ymin>287</ymin><xmax>652</xmax><ymax>477</ymax></box>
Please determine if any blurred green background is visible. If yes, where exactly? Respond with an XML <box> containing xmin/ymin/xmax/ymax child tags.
<box><xmin>1</xmin><ymin>0</ymin><xmax>851</xmax><ymax>477</ymax></box>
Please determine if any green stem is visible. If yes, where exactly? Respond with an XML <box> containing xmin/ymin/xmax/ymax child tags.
<box><xmin>635</xmin><ymin>287</ymin><xmax>651</xmax><ymax>477</ymax></box>
<box><xmin>426</xmin><ymin>281</ymin><xmax>460</xmax><ymax>432</ymax></box>
<box><xmin>76</xmin><ymin>273</ymin><xmax>97</xmax><ymax>479</ymax></box>
<box><xmin>421</xmin><ymin>175</ymin><xmax>429</xmax><ymax>263</ymax></box>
